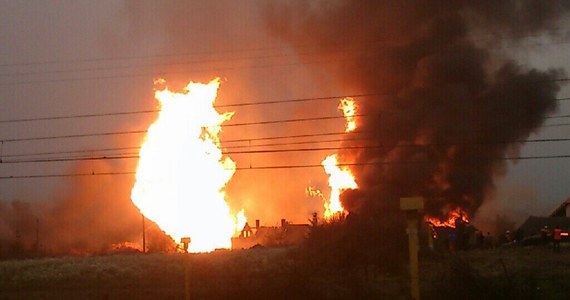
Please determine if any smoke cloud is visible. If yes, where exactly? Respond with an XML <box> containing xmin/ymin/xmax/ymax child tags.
<box><xmin>264</xmin><ymin>1</ymin><xmax>569</xmax><ymax>221</ymax></box>
<box><xmin>0</xmin><ymin>162</ymin><xmax>173</xmax><ymax>258</ymax></box>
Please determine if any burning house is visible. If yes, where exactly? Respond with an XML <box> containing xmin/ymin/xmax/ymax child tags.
<box><xmin>424</xmin><ymin>212</ymin><xmax>480</xmax><ymax>251</ymax></box>
<box><xmin>232</xmin><ymin>219</ymin><xmax>310</xmax><ymax>249</ymax></box>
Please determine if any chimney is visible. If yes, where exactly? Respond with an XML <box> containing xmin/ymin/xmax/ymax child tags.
<box><xmin>281</xmin><ymin>218</ymin><xmax>286</xmax><ymax>228</ymax></box>
<box><xmin>255</xmin><ymin>219</ymin><xmax>260</xmax><ymax>229</ymax></box>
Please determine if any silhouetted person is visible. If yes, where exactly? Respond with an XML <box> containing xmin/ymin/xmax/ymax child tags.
<box><xmin>447</xmin><ymin>232</ymin><xmax>457</xmax><ymax>251</ymax></box>
<box><xmin>540</xmin><ymin>225</ymin><xmax>550</xmax><ymax>246</ymax></box>
<box><xmin>484</xmin><ymin>232</ymin><xmax>494</xmax><ymax>249</ymax></box>
<box><xmin>553</xmin><ymin>225</ymin><xmax>562</xmax><ymax>252</ymax></box>
<box><xmin>476</xmin><ymin>231</ymin><xmax>484</xmax><ymax>249</ymax></box>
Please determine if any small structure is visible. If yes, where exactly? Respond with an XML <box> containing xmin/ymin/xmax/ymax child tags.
<box><xmin>232</xmin><ymin>218</ymin><xmax>310</xmax><ymax>249</ymax></box>
<box><xmin>517</xmin><ymin>197</ymin><xmax>570</xmax><ymax>243</ymax></box>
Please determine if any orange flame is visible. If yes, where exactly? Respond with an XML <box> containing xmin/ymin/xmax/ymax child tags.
<box><xmin>311</xmin><ymin>98</ymin><xmax>359</xmax><ymax>219</ymax></box>
<box><xmin>131</xmin><ymin>78</ymin><xmax>244</xmax><ymax>252</ymax></box>
<box><xmin>322</xmin><ymin>154</ymin><xmax>357</xmax><ymax>219</ymax></box>
<box><xmin>338</xmin><ymin>97</ymin><xmax>357</xmax><ymax>132</ymax></box>
<box><xmin>424</xmin><ymin>208</ymin><xmax>469</xmax><ymax>228</ymax></box>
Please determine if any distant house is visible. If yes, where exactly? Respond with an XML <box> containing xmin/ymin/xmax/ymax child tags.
<box><xmin>517</xmin><ymin>198</ymin><xmax>570</xmax><ymax>240</ymax></box>
<box><xmin>232</xmin><ymin>219</ymin><xmax>310</xmax><ymax>249</ymax></box>
<box><xmin>550</xmin><ymin>198</ymin><xmax>570</xmax><ymax>217</ymax></box>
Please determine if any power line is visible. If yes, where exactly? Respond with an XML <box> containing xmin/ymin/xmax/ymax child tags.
<box><xmin>3</xmin><ymin>110</ymin><xmax>570</xmax><ymax>144</ymax></box>
<box><xmin>2</xmin><ymin>154</ymin><xmax>570</xmax><ymax>180</ymax></box>
<box><xmin>1</xmin><ymin>146</ymin><xmax>140</xmax><ymax>159</ymax></box>
<box><xmin>1</xmin><ymin>130</ymin><xmax>147</xmax><ymax>143</ymax></box>
<box><xmin>1</xmin><ymin>91</ymin><xmax>568</xmax><ymax>124</ymax></box>
<box><xmin>547</xmin><ymin>114</ymin><xmax>570</xmax><ymax>119</ymax></box>
<box><xmin>2</xmin><ymin>45</ymin><xmax>569</xmax><ymax>86</ymax></box>
<box><xmin>0</xmin><ymin>110</ymin><xmax>157</xmax><ymax>124</ymax></box>
<box><xmin>4</xmin><ymin>35</ymin><xmax>570</xmax><ymax>78</ymax></box>
<box><xmin>0</xmin><ymin>93</ymin><xmax>377</xmax><ymax>124</ymax></box>
<box><xmin>0</xmin><ymin>56</ymin><xmax>364</xmax><ymax>86</ymax></box>
<box><xmin>0</xmin><ymin>172</ymin><xmax>136</xmax><ymax>180</ymax></box>
<box><xmin>3</xmin><ymin>137</ymin><xmax>570</xmax><ymax>164</ymax></box>
<box><xmin>3</xmin><ymin>29</ymin><xmax>568</xmax><ymax>68</ymax></box>
<box><xmin>0</xmin><ymin>39</ymin><xmax>391</xmax><ymax>68</ymax></box>
<box><xmin>0</xmin><ymin>47</ymin><xmax>368</xmax><ymax>78</ymax></box>
<box><xmin>6</xmin><ymin>134</ymin><xmax>570</xmax><ymax>160</ymax></box>
<box><xmin>1</xmin><ymin>155</ymin><xmax>138</xmax><ymax>164</ymax></box>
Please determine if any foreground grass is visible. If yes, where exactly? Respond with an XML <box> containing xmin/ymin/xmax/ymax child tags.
<box><xmin>1</xmin><ymin>245</ymin><xmax>570</xmax><ymax>299</ymax></box>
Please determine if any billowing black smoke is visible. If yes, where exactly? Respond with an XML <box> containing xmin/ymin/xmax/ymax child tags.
<box><xmin>265</xmin><ymin>1</ymin><xmax>569</xmax><ymax>221</ymax></box>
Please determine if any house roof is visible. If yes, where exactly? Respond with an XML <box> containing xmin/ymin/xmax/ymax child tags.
<box><xmin>550</xmin><ymin>198</ymin><xmax>570</xmax><ymax>217</ymax></box>
<box><xmin>517</xmin><ymin>216</ymin><xmax>570</xmax><ymax>236</ymax></box>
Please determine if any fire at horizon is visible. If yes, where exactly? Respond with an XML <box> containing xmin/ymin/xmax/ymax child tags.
<box><xmin>131</xmin><ymin>78</ymin><xmax>245</xmax><ymax>252</ymax></box>
<box><xmin>322</xmin><ymin>154</ymin><xmax>357</xmax><ymax>219</ymax></box>
<box><xmin>315</xmin><ymin>98</ymin><xmax>359</xmax><ymax>220</ymax></box>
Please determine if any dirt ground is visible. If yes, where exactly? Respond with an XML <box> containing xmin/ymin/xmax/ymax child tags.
<box><xmin>1</xmin><ymin>245</ymin><xmax>569</xmax><ymax>299</ymax></box>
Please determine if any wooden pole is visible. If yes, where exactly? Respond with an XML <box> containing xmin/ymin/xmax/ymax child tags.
<box><xmin>406</xmin><ymin>213</ymin><xmax>420</xmax><ymax>300</ymax></box>
<box><xmin>35</xmin><ymin>218</ymin><xmax>39</xmax><ymax>254</ymax></box>
<box><xmin>142</xmin><ymin>214</ymin><xmax>146</xmax><ymax>254</ymax></box>
<box><xmin>181</xmin><ymin>237</ymin><xmax>191</xmax><ymax>300</ymax></box>
<box><xmin>400</xmin><ymin>197</ymin><xmax>423</xmax><ymax>300</ymax></box>
<box><xmin>184</xmin><ymin>252</ymin><xmax>190</xmax><ymax>300</ymax></box>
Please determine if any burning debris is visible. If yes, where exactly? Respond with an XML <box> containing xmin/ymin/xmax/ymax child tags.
<box><xmin>131</xmin><ymin>78</ymin><xmax>245</xmax><ymax>253</ymax></box>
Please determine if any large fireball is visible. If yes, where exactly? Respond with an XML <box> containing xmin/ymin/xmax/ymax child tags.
<box><xmin>131</xmin><ymin>78</ymin><xmax>242</xmax><ymax>252</ymax></box>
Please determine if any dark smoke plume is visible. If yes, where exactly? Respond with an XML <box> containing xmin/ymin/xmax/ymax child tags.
<box><xmin>265</xmin><ymin>1</ymin><xmax>569</xmax><ymax>221</ymax></box>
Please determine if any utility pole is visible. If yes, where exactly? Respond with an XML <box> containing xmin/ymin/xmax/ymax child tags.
<box><xmin>35</xmin><ymin>218</ymin><xmax>39</xmax><ymax>255</ymax></box>
<box><xmin>181</xmin><ymin>237</ymin><xmax>191</xmax><ymax>300</ymax></box>
<box><xmin>400</xmin><ymin>197</ymin><xmax>424</xmax><ymax>300</ymax></box>
<box><xmin>142</xmin><ymin>213</ymin><xmax>146</xmax><ymax>254</ymax></box>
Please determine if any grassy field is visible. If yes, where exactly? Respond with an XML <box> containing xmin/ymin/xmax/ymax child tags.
<box><xmin>1</xmin><ymin>245</ymin><xmax>569</xmax><ymax>299</ymax></box>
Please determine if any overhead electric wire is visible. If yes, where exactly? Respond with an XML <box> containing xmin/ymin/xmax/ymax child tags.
<box><xmin>1</xmin><ymin>146</ymin><xmax>141</xmax><ymax>159</ymax></box>
<box><xmin>1</xmin><ymin>155</ymin><xmax>138</xmax><ymax>164</ymax></box>
<box><xmin>1</xmin><ymin>130</ymin><xmax>147</xmax><ymax>143</ymax></box>
<box><xmin>0</xmin><ymin>56</ymin><xmax>365</xmax><ymax>86</ymax></box>
<box><xmin>0</xmin><ymin>93</ymin><xmax>376</xmax><ymax>124</ymax></box>
<box><xmin>3</xmin><ymin>137</ymin><xmax>570</xmax><ymax>165</ymax></box>
<box><xmin>544</xmin><ymin>123</ymin><xmax>570</xmax><ymax>127</ymax></box>
<box><xmin>546</xmin><ymin>114</ymin><xmax>570</xmax><ymax>119</ymax></box>
<box><xmin>1</xmin><ymin>92</ymin><xmax>569</xmax><ymax>124</ymax></box>
<box><xmin>0</xmin><ymin>110</ymin><xmax>158</xmax><ymax>124</ymax></box>
<box><xmin>0</xmin><ymin>39</ymin><xmax>391</xmax><ymax>68</ymax></box>
<box><xmin>4</xmin><ymin>36</ymin><xmax>570</xmax><ymax>78</ymax></box>
<box><xmin>6</xmin><ymin>134</ymin><xmax>570</xmax><ymax>160</ymax></box>
<box><xmin>3</xmin><ymin>110</ymin><xmax>570</xmax><ymax>144</ymax></box>
<box><xmin>1</xmin><ymin>43</ymin><xmax>569</xmax><ymax>85</ymax></box>
<box><xmin>3</xmin><ymin>28</ymin><xmax>568</xmax><ymax>68</ymax></box>
<box><xmin>2</xmin><ymin>154</ymin><xmax>570</xmax><ymax>180</ymax></box>
<box><xmin>0</xmin><ymin>47</ymin><xmax>369</xmax><ymax>78</ymax></box>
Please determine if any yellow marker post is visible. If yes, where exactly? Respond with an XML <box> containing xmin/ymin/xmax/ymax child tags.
<box><xmin>400</xmin><ymin>197</ymin><xmax>424</xmax><ymax>300</ymax></box>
